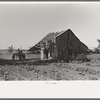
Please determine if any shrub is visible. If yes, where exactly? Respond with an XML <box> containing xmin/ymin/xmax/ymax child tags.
<box><xmin>75</xmin><ymin>53</ymin><xmax>90</xmax><ymax>62</ymax></box>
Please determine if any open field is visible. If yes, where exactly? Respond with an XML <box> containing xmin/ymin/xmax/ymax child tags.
<box><xmin>0</xmin><ymin>50</ymin><xmax>40</xmax><ymax>60</ymax></box>
<box><xmin>0</xmin><ymin>52</ymin><xmax>100</xmax><ymax>80</ymax></box>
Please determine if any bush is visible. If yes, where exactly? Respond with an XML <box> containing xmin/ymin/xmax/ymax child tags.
<box><xmin>94</xmin><ymin>48</ymin><xmax>100</xmax><ymax>54</ymax></box>
<box><xmin>75</xmin><ymin>53</ymin><xmax>90</xmax><ymax>62</ymax></box>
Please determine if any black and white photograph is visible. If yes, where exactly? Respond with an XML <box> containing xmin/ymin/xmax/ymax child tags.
<box><xmin>0</xmin><ymin>2</ymin><xmax>100</xmax><ymax>81</ymax></box>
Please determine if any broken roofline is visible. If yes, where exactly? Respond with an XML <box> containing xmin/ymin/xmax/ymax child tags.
<box><xmin>29</xmin><ymin>29</ymin><xmax>69</xmax><ymax>51</ymax></box>
<box><xmin>29</xmin><ymin>29</ymin><xmax>88</xmax><ymax>51</ymax></box>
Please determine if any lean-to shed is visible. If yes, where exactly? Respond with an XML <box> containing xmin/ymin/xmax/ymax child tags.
<box><xmin>29</xmin><ymin>29</ymin><xmax>88</xmax><ymax>62</ymax></box>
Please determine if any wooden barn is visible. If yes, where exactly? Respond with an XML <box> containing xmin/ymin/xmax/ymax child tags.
<box><xmin>29</xmin><ymin>29</ymin><xmax>88</xmax><ymax>62</ymax></box>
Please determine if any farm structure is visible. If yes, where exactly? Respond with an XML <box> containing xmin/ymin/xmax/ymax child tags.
<box><xmin>29</xmin><ymin>29</ymin><xmax>88</xmax><ymax>62</ymax></box>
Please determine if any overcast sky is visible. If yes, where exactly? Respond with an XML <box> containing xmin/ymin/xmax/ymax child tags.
<box><xmin>0</xmin><ymin>2</ymin><xmax>100</xmax><ymax>49</ymax></box>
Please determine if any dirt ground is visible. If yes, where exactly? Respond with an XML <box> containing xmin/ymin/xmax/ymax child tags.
<box><xmin>0</xmin><ymin>54</ymin><xmax>100</xmax><ymax>81</ymax></box>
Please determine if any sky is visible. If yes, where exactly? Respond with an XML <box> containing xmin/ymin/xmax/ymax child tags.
<box><xmin>0</xmin><ymin>2</ymin><xmax>100</xmax><ymax>50</ymax></box>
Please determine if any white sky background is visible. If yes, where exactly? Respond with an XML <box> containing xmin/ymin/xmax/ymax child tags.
<box><xmin>0</xmin><ymin>2</ymin><xmax>100</xmax><ymax>50</ymax></box>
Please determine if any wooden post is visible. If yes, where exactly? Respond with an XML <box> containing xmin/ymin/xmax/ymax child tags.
<box><xmin>48</xmin><ymin>52</ymin><xmax>50</xmax><ymax>59</ymax></box>
<box><xmin>41</xmin><ymin>47</ymin><xmax>44</xmax><ymax>60</ymax></box>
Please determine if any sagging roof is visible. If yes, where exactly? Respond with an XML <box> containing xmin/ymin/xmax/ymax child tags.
<box><xmin>29</xmin><ymin>29</ymin><xmax>67</xmax><ymax>51</ymax></box>
<box><xmin>29</xmin><ymin>29</ymin><xmax>88</xmax><ymax>51</ymax></box>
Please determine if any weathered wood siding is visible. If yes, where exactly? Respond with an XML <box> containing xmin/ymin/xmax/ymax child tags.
<box><xmin>29</xmin><ymin>29</ymin><xmax>88</xmax><ymax>61</ymax></box>
<box><xmin>54</xmin><ymin>30</ymin><xmax>88</xmax><ymax>61</ymax></box>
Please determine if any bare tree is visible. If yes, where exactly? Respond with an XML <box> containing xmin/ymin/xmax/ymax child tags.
<box><xmin>93</xmin><ymin>39</ymin><xmax>100</xmax><ymax>53</ymax></box>
<box><xmin>8</xmin><ymin>45</ymin><xmax>15</xmax><ymax>53</ymax></box>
